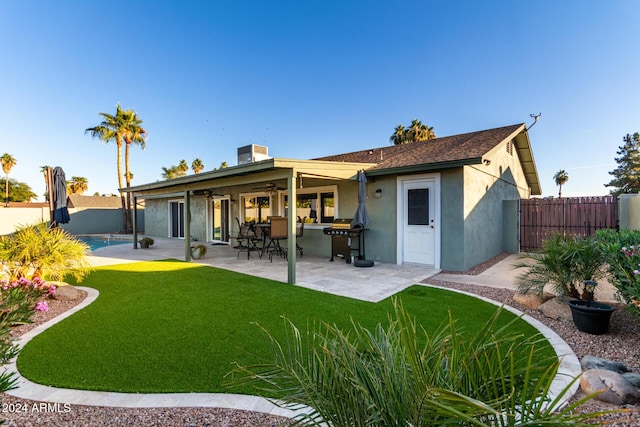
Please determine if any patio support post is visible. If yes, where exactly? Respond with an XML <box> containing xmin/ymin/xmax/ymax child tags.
<box><xmin>287</xmin><ymin>169</ymin><xmax>297</xmax><ymax>284</ymax></box>
<box><xmin>132</xmin><ymin>194</ymin><xmax>138</xmax><ymax>249</ymax></box>
<box><xmin>184</xmin><ymin>190</ymin><xmax>191</xmax><ymax>261</ymax></box>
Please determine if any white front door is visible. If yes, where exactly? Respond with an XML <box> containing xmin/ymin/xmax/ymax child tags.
<box><xmin>399</xmin><ymin>176</ymin><xmax>438</xmax><ymax>266</ymax></box>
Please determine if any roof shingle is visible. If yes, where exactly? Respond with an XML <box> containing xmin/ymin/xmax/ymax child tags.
<box><xmin>314</xmin><ymin>124</ymin><xmax>525</xmax><ymax>171</ymax></box>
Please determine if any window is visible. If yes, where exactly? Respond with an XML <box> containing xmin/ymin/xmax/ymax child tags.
<box><xmin>282</xmin><ymin>186</ymin><xmax>337</xmax><ymax>224</ymax></box>
<box><xmin>407</xmin><ymin>188</ymin><xmax>429</xmax><ymax>225</ymax></box>
<box><xmin>242</xmin><ymin>194</ymin><xmax>271</xmax><ymax>223</ymax></box>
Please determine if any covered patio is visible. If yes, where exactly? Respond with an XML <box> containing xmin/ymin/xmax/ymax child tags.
<box><xmin>123</xmin><ymin>158</ymin><xmax>378</xmax><ymax>286</ymax></box>
<box><xmin>86</xmin><ymin>237</ymin><xmax>438</xmax><ymax>302</ymax></box>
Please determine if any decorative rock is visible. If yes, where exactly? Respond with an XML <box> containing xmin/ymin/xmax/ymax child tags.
<box><xmin>513</xmin><ymin>292</ymin><xmax>544</xmax><ymax>309</ymax></box>
<box><xmin>623</xmin><ymin>372</ymin><xmax>640</xmax><ymax>388</ymax></box>
<box><xmin>538</xmin><ymin>296</ymin><xmax>572</xmax><ymax>321</ymax></box>
<box><xmin>52</xmin><ymin>284</ymin><xmax>81</xmax><ymax>301</ymax></box>
<box><xmin>581</xmin><ymin>355</ymin><xmax>630</xmax><ymax>373</ymax></box>
<box><xmin>513</xmin><ymin>291</ymin><xmax>554</xmax><ymax>310</ymax></box>
<box><xmin>580</xmin><ymin>369</ymin><xmax>640</xmax><ymax>405</ymax></box>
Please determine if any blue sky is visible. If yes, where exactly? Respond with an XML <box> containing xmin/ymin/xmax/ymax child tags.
<box><xmin>1</xmin><ymin>1</ymin><xmax>638</xmax><ymax>200</ymax></box>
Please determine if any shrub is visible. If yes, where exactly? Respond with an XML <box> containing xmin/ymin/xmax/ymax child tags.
<box><xmin>595</xmin><ymin>229</ymin><xmax>640</xmax><ymax>317</ymax></box>
<box><xmin>0</xmin><ymin>277</ymin><xmax>55</xmax><ymax>400</ymax></box>
<box><xmin>0</xmin><ymin>222</ymin><xmax>91</xmax><ymax>282</ymax></box>
<box><xmin>229</xmin><ymin>300</ymin><xmax>611</xmax><ymax>426</ymax></box>
<box><xmin>513</xmin><ymin>233</ymin><xmax>606</xmax><ymax>299</ymax></box>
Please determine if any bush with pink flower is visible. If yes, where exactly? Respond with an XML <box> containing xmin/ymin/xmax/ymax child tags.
<box><xmin>596</xmin><ymin>229</ymin><xmax>640</xmax><ymax>317</ymax></box>
<box><xmin>0</xmin><ymin>277</ymin><xmax>56</xmax><ymax>394</ymax></box>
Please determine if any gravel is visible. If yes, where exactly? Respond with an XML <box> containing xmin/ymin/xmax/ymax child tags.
<box><xmin>2</xmin><ymin>263</ymin><xmax>639</xmax><ymax>426</ymax></box>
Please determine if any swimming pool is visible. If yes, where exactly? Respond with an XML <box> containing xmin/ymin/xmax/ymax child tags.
<box><xmin>76</xmin><ymin>236</ymin><xmax>132</xmax><ymax>252</ymax></box>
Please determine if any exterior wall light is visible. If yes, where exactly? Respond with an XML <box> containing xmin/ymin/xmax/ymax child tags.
<box><xmin>374</xmin><ymin>189</ymin><xmax>382</xmax><ymax>198</ymax></box>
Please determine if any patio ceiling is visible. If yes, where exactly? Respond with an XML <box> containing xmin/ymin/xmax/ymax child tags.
<box><xmin>122</xmin><ymin>158</ymin><xmax>377</xmax><ymax>197</ymax></box>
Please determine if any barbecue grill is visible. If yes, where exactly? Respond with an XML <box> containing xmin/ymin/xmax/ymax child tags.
<box><xmin>323</xmin><ymin>218</ymin><xmax>367</xmax><ymax>263</ymax></box>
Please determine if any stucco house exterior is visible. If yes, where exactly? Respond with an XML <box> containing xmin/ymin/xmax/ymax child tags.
<box><xmin>124</xmin><ymin>123</ymin><xmax>540</xmax><ymax>283</ymax></box>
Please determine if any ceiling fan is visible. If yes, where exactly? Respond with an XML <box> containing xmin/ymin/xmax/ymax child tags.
<box><xmin>251</xmin><ymin>182</ymin><xmax>285</xmax><ymax>194</ymax></box>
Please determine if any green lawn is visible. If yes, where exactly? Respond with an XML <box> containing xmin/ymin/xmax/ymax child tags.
<box><xmin>17</xmin><ymin>260</ymin><xmax>554</xmax><ymax>394</ymax></box>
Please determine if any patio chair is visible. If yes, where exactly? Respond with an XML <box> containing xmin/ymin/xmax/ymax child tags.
<box><xmin>237</xmin><ymin>224</ymin><xmax>259</xmax><ymax>259</ymax></box>
<box><xmin>296</xmin><ymin>216</ymin><xmax>306</xmax><ymax>257</ymax></box>
<box><xmin>233</xmin><ymin>217</ymin><xmax>247</xmax><ymax>249</ymax></box>
<box><xmin>266</xmin><ymin>217</ymin><xmax>288</xmax><ymax>262</ymax></box>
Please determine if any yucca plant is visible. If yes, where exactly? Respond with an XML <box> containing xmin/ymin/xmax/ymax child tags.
<box><xmin>0</xmin><ymin>222</ymin><xmax>91</xmax><ymax>282</ymax></box>
<box><xmin>228</xmin><ymin>300</ymin><xmax>612</xmax><ymax>426</ymax></box>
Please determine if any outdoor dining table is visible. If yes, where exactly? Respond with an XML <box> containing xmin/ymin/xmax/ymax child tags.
<box><xmin>254</xmin><ymin>223</ymin><xmax>271</xmax><ymax>257</ymax></box>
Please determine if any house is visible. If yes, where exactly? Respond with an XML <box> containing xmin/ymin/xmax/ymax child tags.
<box><xmin>123</xmin><ymin>124</ymin><xmax>540</xmax><ymax>283</ymax></box>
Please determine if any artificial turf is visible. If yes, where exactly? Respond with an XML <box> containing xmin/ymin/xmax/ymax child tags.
<box><xmin>16</xmin><ymin>260</ymin><xmax>554</xmax><ymax>394</ymax></box>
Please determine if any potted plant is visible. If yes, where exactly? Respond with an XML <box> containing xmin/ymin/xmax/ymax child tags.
<box><xmin>139</xmin><ymin>237</ymin><xmax>154</xmax><ymax>249</ymax></box>
<box><xmin>190</xmin><ymin>243</ymin><xmax>207</xmax><ymax>260</ymax></box>
<box><xmin>514</xmin><ymin>233</ymin><xmax>614</xmax><ymax>334</ymax></box>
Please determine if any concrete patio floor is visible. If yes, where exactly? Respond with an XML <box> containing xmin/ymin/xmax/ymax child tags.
<box><xmin>86</xmin><ymin>236</ymin><xmax>441</xmax><ymax>302</ymax></box>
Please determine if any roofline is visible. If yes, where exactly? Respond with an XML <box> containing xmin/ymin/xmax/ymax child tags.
<box><xmin>365</xmin><ymin>158</ymin><xmax>483</xmax><ymax>176</ymax></box>
<box><xmin>121</xmin><ymin>158</ymin><xmax>377</xmax><ymax>195</ymax></box>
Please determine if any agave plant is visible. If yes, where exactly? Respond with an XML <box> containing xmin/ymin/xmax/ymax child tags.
<box><xmin>0</xmin><ymin>222</ymin><xmax>91</xmax><ymax>282</ymax></box>
<box><xmin>228</xmin><ymin>300</ymin><xmax>611</xmax><ymax>426</ymax></box>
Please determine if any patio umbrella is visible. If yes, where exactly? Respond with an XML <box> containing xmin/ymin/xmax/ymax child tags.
<box><xmin>52</xmin><ymin>166</ymin><xmax>70</xmax><ymax>225</ymax></box>
<box><xmin>351</xmin><ymin>170</ymin><xmax>369</xmax><ymax>228</ymax></box>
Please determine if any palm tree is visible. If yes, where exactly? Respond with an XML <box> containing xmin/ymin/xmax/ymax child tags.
<box><xmin>554</xmin><ymin>170</ymin><xmax>569</xmax><ymax>198</ymax></box>
<box><xmin>119</xmin><ymin>107</ymin><xmax>147</xmax><ymax>233</ymax></box>
<box><xmin>178</xmin><ymin>159</ymin><xmax>189</xmax><ymax>174</ymax></box>
<box><xmin>86</xmin><ymin>105</ymin><xmax>128</xmax><ymax>228</ymax></box>
<box><xmin>390</xmin><ymin>120</ymin><xmax>436</xmax><ymax>145</ymax></box>
<box><xmin>1</xmin><ymin>153</ymin><xmax>17</xmax><ymax>207</ymax></box>
<box><xmin>192</xmin><ymin>158</ymin><xmax>204</xmax><ymax>174</ymax></box>
<box><xmin>68</xmin><ymin>176</ymin><xmax>89</xmax><ymax>195</ymax></box>
<box><xmin>389</xmin><ymin>124</ymin><xmax>407</xmax><ymax>145</ymax></box>
<box><xmin>406</xmin><ymin>119</ymin><xmax>436</xmax><ymax>143</ymax></box>
<box><xmin>161</xmin><ymin>166</ymin><xmax>180</xmax><ymax>179</ymax></box>
<box><xmin>119</xmin><ymin>108</ymin><xmax>147</xmax><ymax>186</ymax></box>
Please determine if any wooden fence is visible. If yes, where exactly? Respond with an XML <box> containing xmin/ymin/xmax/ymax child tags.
<box><xmin>520</xmin><ymin>196</ymin><xmax>618</xmax><ymax>251</ymax></box>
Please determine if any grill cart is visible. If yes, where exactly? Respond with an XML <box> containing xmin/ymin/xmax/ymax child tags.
<box><xmin>323</xmin><ymin>219</ymin><xmax>367</xmax><ymax>263</ymax></box>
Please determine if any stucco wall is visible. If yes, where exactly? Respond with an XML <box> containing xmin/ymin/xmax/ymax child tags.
<box><xmin>61</xmin><ymin>208</ymin><xmax>144</xmax><ymax>235</ymax></box>
<box><xmin>459</xmin><ymin>141</ymin><xmax>529</xmax><ymax>270</ymax></box>
<box><xmin>0</xmin><ymin>207</ymin><xmax>143</xmax><ymax>236</ymax></box>
<box><xmin>361</xmin><ymin>175</ymin><xmax>397</xmax><ymax>263</ymax></box>
<box><xmin>440</xmin><ymin>169</ymin><xmax>465</xmax><ymax>270</ymax></box>
<box><xmin>619</xmin><ymin>193</ymin><xmax>640</xmax><ymax>230</ymax></box>
<box><xmin>144</xmin><ymin>199</ymin><xmax>170</xmax><ymax>237</ymax></box>
<box><xmin>0</xmin><ymin>207</ymin><xmax>49</xmax><ymax>235</ymax></box>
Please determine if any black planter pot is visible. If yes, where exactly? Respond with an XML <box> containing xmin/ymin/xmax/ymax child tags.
<box><xmin>567</xmin><ymin>300</ymin><xmax>615</xmax><ymax>335</ymax></box>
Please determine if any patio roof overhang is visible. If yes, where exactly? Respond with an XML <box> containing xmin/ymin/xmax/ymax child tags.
<box><xmin>121</xmin><ymin>158</ymin><xmax>377</xmax><ymax>198</ymax></box>
<box><xmin>120</xmin><ymin>158</ymin><xmax>376</xmax><ymax>286</ymax></box>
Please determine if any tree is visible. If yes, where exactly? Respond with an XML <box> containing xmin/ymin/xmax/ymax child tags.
<box><xmin>214</xmin><ymin>161</ymin><xmax>229</xmax><ymax>170</ymax></box>
<box><xmin>68</xmin><ymin>176</ymin><xmax>89</xmax><ymax>195</ymax></box>
<box><xmin>119</xmin><ymin>108</ymin><xmax>148</xmax><ymax>232</ymax></box>
<box><xmin>177</xmin><ymin>159</ymin><xmax>189</xmax><ymax>174</ymax></box>
<box><xmin>1</xmin><ymin>153</ymin><xmax>17</xmax><ymax>207</ymax></box>
<box><xmin>161</xmin><ymin>166</ymin><xmax>180</xmax><ymax>179</ymax></box>
<box><xmin>0</xmin><ymin>178</ymin><xmax>37</xmax><ymax>202</ymax></box>
<box><xmin>553</xmin><ymin>169</ymin><xmax>569</xmax><ymax>198</ymax></box>
<box><xmin>390</xmin><ymin>119</ymin><xmax>436</xmax><ymax>145</ymax></box>
<box><xmin>606</xmin><ymin>132</ymin><xmax>640</xmax><ymax>195</ymax></box>
<box><xmin>389</xmin><ymin>124</ymin><xmax>407</xmax><ymax>145</ymax></box>
<box><xmin>86</xmin><ymin>105</ymin><xmax>129</xmax><ymax>230</ymax></box>
<box><xmin>192</xmin><ymin>158</ymin><xmax>204</xmax><ymax>174</ymax></box>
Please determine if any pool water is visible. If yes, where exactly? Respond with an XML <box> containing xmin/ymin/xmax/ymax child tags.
<box><xmin>76</xmin><ymin>236</ymin><xmax>132</xmax><ymax>252</ymax></box>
